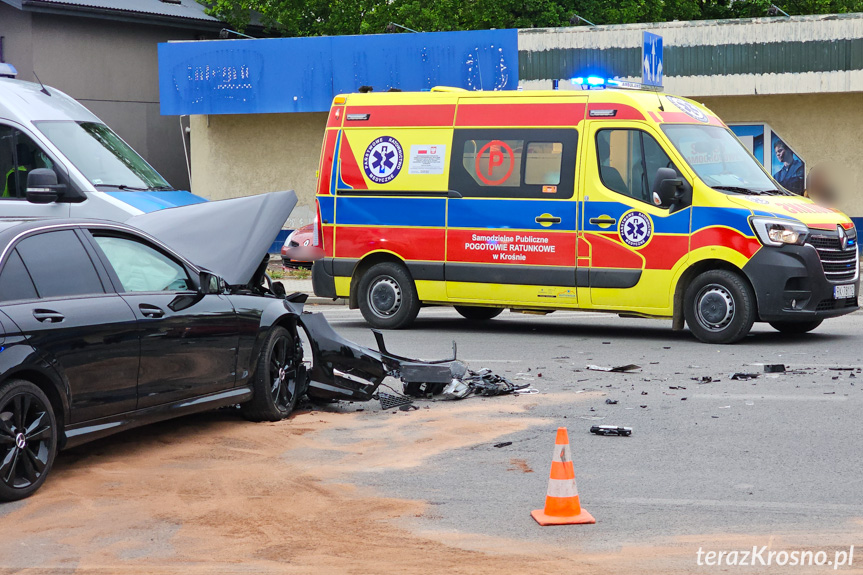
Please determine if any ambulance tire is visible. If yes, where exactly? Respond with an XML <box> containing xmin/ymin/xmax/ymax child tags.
<box><xmin>684</xmin><ymin>270</ymin><xmax>756</xmax><ymax>344</ymax></box>
<box><xmin>768</xmin><ymin>319</ymin><xmax>823</xmax><ymax>335</ymax></box>
<box><xmin>358</xmin><ymin>262</ymin><xmax>421</xmax><ymax>329</ymax></box>
<box><xmin>454</xmin><ymin>306</ymin><xmax>503</xmax><ymax>321</ymax></box>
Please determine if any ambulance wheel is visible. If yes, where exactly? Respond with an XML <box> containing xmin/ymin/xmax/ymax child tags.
<box><xmin>769</xmin><ymin>319</ymin><xmax>823</xmax><ymax>335</ymax></box>
<box><xmin>684</xmin><ymin>270</ymin><xmax>756</xmax><ymax>344</ymax></box>
<box><xmin>454</xmin><ymin>306</ymin><xmax>503</xmax><ymax>321</ymax></box>
<box><xmin>358</xmin><ymin>262</ymin><xmax>420</xmax><ymax>329</ymax></box>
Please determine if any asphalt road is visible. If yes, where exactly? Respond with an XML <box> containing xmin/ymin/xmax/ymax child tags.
<box><xmin>311</xmin><ymin>306</ymin><xmax>863</xmax><ymax>560</ymax></box>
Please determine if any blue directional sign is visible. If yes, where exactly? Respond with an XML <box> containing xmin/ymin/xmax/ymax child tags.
<box><xmin>642</xmin><ymin>31</ymin><xmax>663</xmax><ymax>88</ymax></box>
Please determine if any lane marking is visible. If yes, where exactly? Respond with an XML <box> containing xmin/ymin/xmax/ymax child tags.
<box><xmin>693</xmin><ymin>393</ymin><xmax>848</xmax><ymax>402</ymax></box>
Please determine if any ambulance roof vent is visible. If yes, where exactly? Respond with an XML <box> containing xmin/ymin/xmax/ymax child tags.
<box><xmin>430</xmin><ymin>86</ymin><xmax>468</xmax><ymax>92</ymax></box>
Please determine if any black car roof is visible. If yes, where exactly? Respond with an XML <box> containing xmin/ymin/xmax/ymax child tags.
<box><xmin>0</xmin><ymin>218</ymin><xmax>138</xmax><ymax>245</ymax></box>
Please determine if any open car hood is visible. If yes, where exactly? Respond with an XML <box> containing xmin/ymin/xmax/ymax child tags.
<box><xmin>128</xmin><ymin>190</ymin><xmax>297</xmax><ymax>286</ymax></box>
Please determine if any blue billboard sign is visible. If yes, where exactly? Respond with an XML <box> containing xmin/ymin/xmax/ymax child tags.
<box><xmin>642</xmin><ymin>31</ymin><xmax>663</xmax><ymax>87</ymax></box>
<box><xmin>158</xmin><ymin>29</ymin><xmax>519</xmax><ymax>116</ymax></box>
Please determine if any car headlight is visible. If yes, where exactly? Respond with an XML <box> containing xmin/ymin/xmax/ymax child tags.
<box><xmin>750</xmin><ymin>217</ymin><xmax>808</xmax><ymax>247</ymax></box>
<box><xmin>283</xmin><ymin>230</ymin><xmax>297</xmax><ymax>248</ymax></box>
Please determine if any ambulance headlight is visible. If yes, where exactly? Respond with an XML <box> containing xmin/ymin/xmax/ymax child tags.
<box><xmin>750</xmin><ymin>217</ymin><xmax>808</xmax><ymax>247</ymax></box>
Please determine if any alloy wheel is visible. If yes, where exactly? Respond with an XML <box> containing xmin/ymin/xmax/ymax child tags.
<box><xmin>0</xmin><ymin>392</ymin><xmax>53</xmax><ymax>491</ymax></box>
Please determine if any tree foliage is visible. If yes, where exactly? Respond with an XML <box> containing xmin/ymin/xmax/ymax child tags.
<box><xmin>204</xmin><ymin>0</ymin><xmax>863</xmax><ymax>36</ymax></box>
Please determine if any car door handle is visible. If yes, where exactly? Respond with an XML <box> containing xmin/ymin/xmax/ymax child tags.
<box><xmin>535</xmin><ymin>215</ymin><xmax>562</xmax><ymax>224</ymax></box>
<box><xmin>589</xmin><ymin>217</ymin><xmax>617</xmax><ymax>225</ymax></box>
<box><xmin>139</xmin><ymin>304</ymin><xmax>165</xmax><ymax>318</ymax></box>
<box><xmin>32</xmin><ymin>309</ymin><xmax>64</xmax><ymax>323</ymax></box>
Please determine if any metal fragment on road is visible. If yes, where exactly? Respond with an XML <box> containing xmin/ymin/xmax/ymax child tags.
<box><xmin>587</xmin><ymin>364</ymin><xmax>641</xmax><ymax>373</ymax></box>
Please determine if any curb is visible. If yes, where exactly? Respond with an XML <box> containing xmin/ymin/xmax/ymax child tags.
<box><xmin>304</xmin><ymin>296</ymin><xmax>348</xmax><ymax>306</ymax></box>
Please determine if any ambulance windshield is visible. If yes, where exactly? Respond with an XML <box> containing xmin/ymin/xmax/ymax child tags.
<box><xmin>662</xmin><ymin>125</ymin><xmax>786</xmax><ymax>195</ymax></box>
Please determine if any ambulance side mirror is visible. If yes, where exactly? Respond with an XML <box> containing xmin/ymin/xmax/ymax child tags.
<box><xmin>652</xmin><ymin>168</ymin><xmax>689</xmax><ymax>214</ymax></box>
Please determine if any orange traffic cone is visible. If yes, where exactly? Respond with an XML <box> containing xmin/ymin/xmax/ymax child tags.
<box><xmin>531</xmin><ymin>427</ymin><xmax>595</xmax><ymax>526</ymax></box>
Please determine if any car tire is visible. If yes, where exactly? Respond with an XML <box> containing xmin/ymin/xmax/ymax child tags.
<box><xmin>0</xmin><ymin>379</ymin><xmax>58</xmax><ymax>501</ymax></box>
<box><xmin>769</xmin><ymin>319</ymin><xmax>823</xmax><ymax>335</ymax></box>
<box><xmin>454</xmin><ymin>306</ymin><xmax>503</xmax><ymax>321</ymax></box>
<box><xmin>357</xmin><ymin>262</ymin><xmax>420</xmax><ymax>329</ymax></box>
<box><xmin>684</xmin><ymin>269</ymin><xmax>756</xmax><ymax>344</ymax></box>
<box><xmin>242</xmin><ymin>326</ymin><xmax>306</xmax><ymax>422</ymax></box>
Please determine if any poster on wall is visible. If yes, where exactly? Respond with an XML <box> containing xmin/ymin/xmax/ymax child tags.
<box><xmin>729</xmin><ymin>124</ymin><xmax>805</xmax><ymax>195</ymax></box>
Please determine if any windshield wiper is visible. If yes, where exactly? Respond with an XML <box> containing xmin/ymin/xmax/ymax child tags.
<box><xmin>151</xmin><ymin>185</ymin><xmax>176</xmax><ymax>191</ymax></box>
<box><xmin>711</xmin><ymin>185</ymin><xmax>789</xmax><ymax>196</ymax></box>
<box><xmin>94</xmin><ymin>184</ymin><xmax>149</xmax><ymax>191</ymax></box>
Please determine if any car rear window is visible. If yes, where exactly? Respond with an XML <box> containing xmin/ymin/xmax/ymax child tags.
<box><xmin>0</xmin><ymin>249</ymin><xmax>38</xmax><ymax>302</ymax></box>
<box><xmin>15</xmin><ymin>230</ymin><xmax>105</xmax><ymax>298</ymax></box>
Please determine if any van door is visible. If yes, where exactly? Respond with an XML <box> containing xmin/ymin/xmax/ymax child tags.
<box><xmin>582</xmin><ymin>122</ymin><xmax>691</xmax><ymax>310</ymax></box>
<box><xmin>445</xmin><ymin>126</ymin><xmax>579</xmax><ymax>304</ymax></box>
<box><xmin>0</xmin><ymin>123</ymin><xmax>70</xmax><ymax>218</ymax></box>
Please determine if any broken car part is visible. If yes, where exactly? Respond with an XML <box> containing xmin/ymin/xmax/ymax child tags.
<box><xmin>590</xmin><ymin>426</ymin><xmax>633</xmax><ymax>437</ymax></box>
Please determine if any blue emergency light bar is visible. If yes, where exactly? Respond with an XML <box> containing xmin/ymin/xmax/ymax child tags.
<box><xmin>0</xmin><ymin>63</ymin><xmax>18</xmax><ymax>79</ymax></box>
<box><xmin>570</xmin><ymin>75</ymin><xmax>659</xmax><ymax>92</ymax></box>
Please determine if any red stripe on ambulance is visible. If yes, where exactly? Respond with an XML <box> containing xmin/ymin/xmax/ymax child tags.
<box><xmin>335</xmin><ymin>227</ymin><xmax>446</xmax><ymax>261</ymax></box>
<box><xmin>344</xmin><ymin>105</ymin><xmax>456</xmax><ymax>127</ymax></box>
<box><xmin>456</xmin><ymin>103</ymin><xmax>587</xmax><ymax>127</ymax></box>
<box><xmin>337</xmin><ymin>133</ymin><xmax>368</xmax><ymax>190</ymax></box>
<box><xmin>447</xmin><ymin>229</ymin><xmax>576</xmax><ymax>267</ymax></box>
<box><xmin>692</xmin><ymin>227</ymin><xmax>760</xmax><ymax>258</ymax></box>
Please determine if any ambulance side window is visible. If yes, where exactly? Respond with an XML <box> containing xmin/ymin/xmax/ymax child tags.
<box><xmin>450</xmin><ymin>129</ymin><xmax>577</xmax><ymax>199</ymax></box>
<box><xmin>596</xmin><ymin>129</ymin><xmax>679</xmax><ymax>206</ymax></box>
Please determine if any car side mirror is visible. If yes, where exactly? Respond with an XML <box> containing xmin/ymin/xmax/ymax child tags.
<box><xmin>651</xmin><ymin>167</ymin><xmax>688</xmax><ymax>213</ymax></box>
<box><xmin>199</xmin><ymin>271</ymin><xmax>223</xmax><ymax>294</ymax></box>
<box><xmin>26</xmin><ymin>168</ymin><xmax>65</xmax><ymax>204</ymax></box>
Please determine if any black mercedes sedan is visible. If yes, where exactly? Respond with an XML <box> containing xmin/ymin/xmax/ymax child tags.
<box><xmin>0</xmin><ymin>191</ymin><xmax>345</xmax><ymax>500</ymax></box>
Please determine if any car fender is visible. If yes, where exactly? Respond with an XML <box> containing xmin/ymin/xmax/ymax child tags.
<box><xmin>0</xmin><ymin>339</ymin><xmax>71</xmax><ymax>427</ymax></box>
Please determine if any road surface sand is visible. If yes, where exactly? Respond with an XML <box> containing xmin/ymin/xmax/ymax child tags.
<box><xmin>0</xmin><ymin>395</ymin><xmax>859</xmax><ymax>574</ymax></box>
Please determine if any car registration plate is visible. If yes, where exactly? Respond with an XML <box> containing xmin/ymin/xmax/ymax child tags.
<box><xmin>834</xmin><ymin>284</ymin><xmax>855</xmax><ymax>299</ymax></box>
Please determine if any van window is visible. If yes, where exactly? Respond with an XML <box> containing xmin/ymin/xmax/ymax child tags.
<box><xmin>0</xmin><ymin>125</ymin><xmax>55</xmax><ymax>200</ymax></box>
<box><xmin>35</xmin><ymin>121</ymin><xmax>171</xmax><ymax>191</ymax></box>
<box><xmin>596</xmin><ymin>129</ymin><xmax>678</xmax><ymax>205</ymax></box>
<box><xmin>450</xmin><ymin>129</ymin><xmax>577</xmax><ymax>199</ymax></box>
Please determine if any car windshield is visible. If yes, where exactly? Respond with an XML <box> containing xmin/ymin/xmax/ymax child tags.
<box><xmin>34</xmin><ymin>121</ymin><xmax>171</xmax><ymax>191</ymax></box>
<box><xmin>662</xmin><ymin>124</ymin><xmax>785</xmax><ymax>195</ymax></box>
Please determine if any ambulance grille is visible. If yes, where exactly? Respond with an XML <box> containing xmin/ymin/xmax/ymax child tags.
<box><xmin>807</xmin><ymin>234</ymin><xmax>858</xmax><ymax>283</ymax></box>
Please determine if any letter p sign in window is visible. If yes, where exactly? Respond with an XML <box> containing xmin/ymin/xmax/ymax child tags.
<box><xmin>470</xmin><ymin>139</ymin><xmax>519</xmax><ymax>186</ymax></box>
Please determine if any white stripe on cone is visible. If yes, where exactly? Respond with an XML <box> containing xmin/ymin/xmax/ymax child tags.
<box><xmin>546</xmin><ymin>477</ymin><xmax>579</xmax><ymax>498</ymax></box>
<box><xmin>551</xmin><ymin>443</ymin><xmax>571</xmax><ymax>463</ymax></box>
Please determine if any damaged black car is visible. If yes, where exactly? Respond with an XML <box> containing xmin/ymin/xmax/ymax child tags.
<box><xmin>0</xmin><ymin>191</ymin><xmax>468</xmax><ymax>501</ymax></box>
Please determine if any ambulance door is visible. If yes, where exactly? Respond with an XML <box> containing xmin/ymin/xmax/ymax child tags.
<box><xmin>581</xmin><ymin>122</ymin><xmax>691</xmax><ymax>310</ymax></box>
<box><xmin>445</xmin><ymin>128</ymin><xmax>579</xmax><ymax>304</ymax></box>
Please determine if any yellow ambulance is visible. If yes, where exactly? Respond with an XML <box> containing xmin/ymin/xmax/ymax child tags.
<box><xmin>311</xmin><ymin>82</ymin><xmax>858</xmax><ymax>343</ymax></box>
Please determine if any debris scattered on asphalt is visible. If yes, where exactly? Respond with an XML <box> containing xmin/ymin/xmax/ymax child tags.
<box><xmin>730</xmin><ymin>373</ymin><xmax>760</xmax><ymax>381</ymax></box>
<box><xmin>494</xmin><ymin>441</ymin><xmax>513</xmax><ymax>448</ymax></box>
<box><xmin>379</xmin><ymin>392</ymin><xmax>414</xmax><ymax>410</ymax></box>
<box><xmin>829</xmin><ymin>367</ymin><xmax>856</xmax><ymax>371</ymax></box>
<box><xmin>681</xmin><ymin>397</ymin><xmax>688</xmax><ymax>401</ymax></box>
<box><xmin>605</xmin><ymin>398</ymin><xmax>618</xmax><ymax>405</ymax></box>
<box><xmin>669</xmin><ymin>385</ymin><xmax>686</xmax><ymax>390</ymax></box>
<box><xmin>590</xmin><ymin>425</ymin><xmax>632</xmax><ymax>437</ymax></box>
<box><xmin>399</xmin><ymin>404</ymin><xmax>419</xmax><ymax>411</ymax></box>
<box><xmin>640</xmin><ymin>405</ymin><xmax>647</xmax><ymax>408</ymax></box>
<box><xmin>641</xmin><ymin>391</ymin><xmax>648</xmax><ymax>395</ymax></box>
<box><xmin>692</xmin><ymin>376</ymin><xmax>714</xmax><ymax>384</ymax></box>
<box><xmin>440</xmin><ymin>369</ymin><xmax>532</xmax><ymax>400</ymax></box>
<box><xmin>764</xmin><ymin>364</ymin><xmax>786</xmax><ymax>373</ymax></box>
<box><xmin>587</xmin><ymin>364</ymin><xmax>641</xmax><ymax>373</ymax></box>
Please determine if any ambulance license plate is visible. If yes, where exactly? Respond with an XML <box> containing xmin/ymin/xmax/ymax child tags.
<box><xmin>834</xmin><ymin>284</ymin><xmax>855</xmax><ymax>299</ymax></box>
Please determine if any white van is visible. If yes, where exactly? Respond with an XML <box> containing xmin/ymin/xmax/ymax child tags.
<box><xmin>0</xmin><ymin>77</ymin><xmax>205</xmax><ymax>219</ymax></box>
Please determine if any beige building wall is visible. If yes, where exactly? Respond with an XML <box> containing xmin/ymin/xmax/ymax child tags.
<box><xmin>699</xmin><ymin>93</ymin><xmax>862</xmax><ymax>217</ymax></box>
<box><xmin>190</xmin><ymin>112</ymin><xmax>327</xmax><ymax>228</ymax></box>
